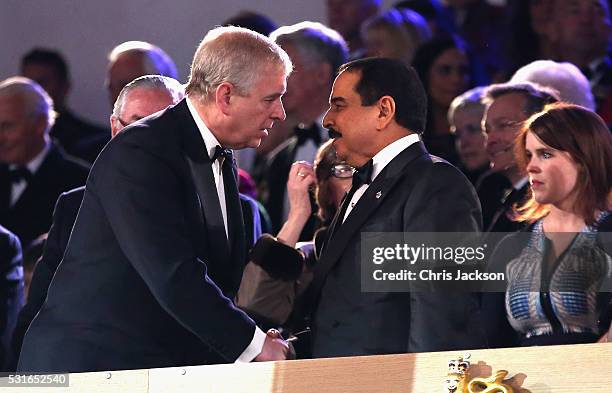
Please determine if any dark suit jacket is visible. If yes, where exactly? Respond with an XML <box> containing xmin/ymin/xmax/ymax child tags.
<box><xmin>11</xmin><ymin>185</ymin><xmax>262</xmax><ymax>371</ymax></box>
<box><xmin>310</xmin><ymin>141</ymin><xmax>486</xmax><ymax>358</ymax></box>
<box><xmin>0</xmin><ymin>143</ymin><xmax>89</xmax><ymax>249</ymax></box>
<box><xmin>51</xmin><ymin>109</ymin><xmax>110</xmax><ymax>163</ymax></box>
<box><xmin>18</xmin><ymin>100</ymin><xmax>259</xmax><ymax>373</ymax></box>
<box><xmin>0</xmin><ymin>226</ymin><xmax>23</xmax><ymax>370</ymax></box>
<box><xmin>477</xmin><ymin>171</ymin><xmax>530</xmax><ymax>233</ymax></box>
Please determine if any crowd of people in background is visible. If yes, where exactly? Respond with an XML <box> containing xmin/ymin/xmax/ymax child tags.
<box><xmin>0</xmin><ymin>0</ymin><xmax>610</xmax><ymax>373</ymax></box>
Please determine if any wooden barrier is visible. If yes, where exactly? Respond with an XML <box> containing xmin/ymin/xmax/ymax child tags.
<box><xmin>2</xmin><ymin>343</ymin><xmax>611</xmax><ymax>392</ymax></box>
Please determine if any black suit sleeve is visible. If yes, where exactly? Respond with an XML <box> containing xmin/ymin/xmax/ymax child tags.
<box><xmin>0</xmin><ymin>228</ymin><xmax>24</xmax><ymax>370</ymax></box>
<box><xmin>92</xmin><ymin>142</ymin><xmax>256</xmax><ymax>361</ymax></box>
<box><xmin>402</xmin><ymin>163</ymin><xmax>486</xmax><ymax>352</ymax></box>
<box><xmin>11</xmin><ymin>191</ymin><xmax>76</xmax><ymax>368</ymax></box>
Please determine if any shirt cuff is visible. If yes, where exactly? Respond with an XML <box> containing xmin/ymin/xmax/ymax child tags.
<box><xmin>234</xmin><ymin>326</ymin><xmax>266</xmax><ymax>363</ymax></box>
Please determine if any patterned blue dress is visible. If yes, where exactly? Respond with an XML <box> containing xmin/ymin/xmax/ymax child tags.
<box><xmin>505</xmin><ymin>212</ymin><xmax>612</xmax><ymax>344</ymax></box>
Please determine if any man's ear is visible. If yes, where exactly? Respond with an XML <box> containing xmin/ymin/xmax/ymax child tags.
<box><xmin>215</xmin><ymin>82</ymin><xmax>234</xmax><ymax>115</ymax></box>
<box><xmin>376</xmin><ymin>96</ymin><xmax>395</xmax><ymax>130</ymax></box>
<box><xmin>110</xmin><ymin>115</ymin><xmax>121</xmax><ymax>138</ymax></box>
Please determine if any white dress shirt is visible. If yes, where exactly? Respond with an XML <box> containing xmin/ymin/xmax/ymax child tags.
<box><xmin>186</xmin><ymin>97</ymin><xmax>266</xmax><ymax>363</ymax></box>
<box><xmin>343</xmin><ymin>134</ymin><xmax>421</xmax><ymax>223</ymax></box>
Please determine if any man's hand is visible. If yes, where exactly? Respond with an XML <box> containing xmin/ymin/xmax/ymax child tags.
<box><xmin>253</xmin><ymin>329</ymin><xmax>294</xmax><ymax>361</ymax></box>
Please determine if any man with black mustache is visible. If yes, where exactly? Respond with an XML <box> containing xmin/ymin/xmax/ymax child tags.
<box><xmin>308</xmin><ymin>57</ymin><xmax>485</xmax><ymax>357</ymax></box>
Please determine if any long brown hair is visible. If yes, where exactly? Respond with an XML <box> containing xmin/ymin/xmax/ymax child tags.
<box><xmin>514</xmin><ymin>103</ymin><xmax>612</xmax><ymax>225</ymax></box>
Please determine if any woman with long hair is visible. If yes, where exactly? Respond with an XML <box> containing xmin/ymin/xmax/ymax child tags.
<box><xmin>483</xmin><ymin>103</ymin><xmax>612</xmax><ymax>347</ymax></box>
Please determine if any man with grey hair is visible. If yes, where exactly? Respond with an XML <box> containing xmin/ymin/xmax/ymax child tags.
<box><xmin>263</xmin><ymin>21</ymin><xmax>348</xmax><ymax>236</ymax></box>
<box><xmin>0</xmin><ymin>77</ymin><xmax>89</xmax><ymax>249</ymax></box>
<box><xmin>110</xmin><ymin>74</ymin><xmax>184</xmax><ymax>137</ymax></box>
<box><xmin>19</xmin><ymin>26</ymin><xmax>292</xmax><ymax>373</ymax></box>
<box><xmin>510</xmin><ymin>60</ymin><xmax>596</xmax><ymax>110</ymax></box>
<box><xmin>478</xmin><ymin>82</ymin><xmax>559</xmax><ymax>233</ymax></box>
<box><xmin>106</xmin><ymin>40</ymin><xmax>178</xmax><ymax>107</ymax></box>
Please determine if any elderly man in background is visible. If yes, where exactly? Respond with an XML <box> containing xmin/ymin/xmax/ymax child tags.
<box><xmin>0</xmin><ymin>77</ymin><xmax>89</xmax><ymax>249</ymax></box>
<box><xmin>106</xmin><ymin>40</ymin><xmax>178</xmax><ymax>107</ymax></box>
<box><xmin>18</xmin><ymin>26</ymin><xmax>292</xmax><ymax>373</ymax></box>
<box><xmin>262</xmin><ymin>21</ymin><xmax>348</xmax><ymax>238</ymax></box>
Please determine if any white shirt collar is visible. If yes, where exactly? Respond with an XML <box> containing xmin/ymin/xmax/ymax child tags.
<box><xmin>370</xmin><ymin>134</ymin><xmax>421</xmax><ymax>182</ymax></box>
<box><xmin>186</xmin><ymin>96</ymin><xmax>223</xmax><ymax>160</ymax></box>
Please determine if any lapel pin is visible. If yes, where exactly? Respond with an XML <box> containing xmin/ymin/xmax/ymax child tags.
<box><xmin>375</xmin><ymin>191</ymin><xmax>382</xmax><ymax>199</ymax></box>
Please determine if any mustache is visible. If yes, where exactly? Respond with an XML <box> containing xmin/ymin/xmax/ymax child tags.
<box><xmin>327</xmin><ymin>127</ymin><xmax>342</xmax><ymax>139</ymax></box>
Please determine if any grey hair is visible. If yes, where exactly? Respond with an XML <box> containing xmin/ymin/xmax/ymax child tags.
<box><xmin>447</xmin><ymin>86</ymin><xmax>487</xmax><ymax>129</ymax></box>
<box><xmin>484</xmin><ymin>81</ymin><xmax>560</xmax><ymax>117</ymax></box>
<box><xmin>509</xmin><ymin>60</ymin><xmax>595</xmax><ymax>110</ymax></box>
<box><xmin>271</xmin><ymin>21</ymin><xmax>348</xmax><ymax>80</ymax></box>
<box><xmin>0</xmin><ymin>76</ymin><xmax>55</xmax><ymax>132</ymax></box>
<box><xmin>185</xmin><ymin>26</ymin><xmax>292</xmax><ymax>100</ymax></box>
<box><xmin>112</xmin><ymin>75</ymin><xmax>185</xmax><ymax>117</ymax></box>
<box><xmin>109</xmin><ymin>41</ymin><xmax>178</xmax><ymax>79</ymax></box>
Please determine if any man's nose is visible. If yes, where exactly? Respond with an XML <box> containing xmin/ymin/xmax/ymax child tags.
<box><xmin>273</xmin><ymin>100</ymin><xmax>286</xmax><ymax>121</ymax></box>
<box><xmin>322</xmin><ymin>109</ymin><xmax>333</xmax><ymax>129</ymax></box>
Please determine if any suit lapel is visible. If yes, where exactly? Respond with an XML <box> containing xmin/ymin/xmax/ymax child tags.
<box><xmin>311</xmin><ymin>142</ymin><xmax>429</xmax><ymax>302</ymax></box>
<box><xmin>174</xmin><ymin>100</ymin><xmax>231</xmax><ymax>263</ymax></box>
<box><xmin>223</xmin><ymin>155</ymin><xmax>247</xmax><ymax>292</ymax></box>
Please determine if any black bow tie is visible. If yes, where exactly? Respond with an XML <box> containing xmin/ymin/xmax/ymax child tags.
<box><xmin>295</xmin><ymin>123</ymin><xmax>322</xmax><ymax>147</ymax></box>
<box><xmin>352</xmin><ymin>159</ymin><xmax>373</xmax><ymax>189</ymax></box>
<box><xmin>212</xmin><ymin>146</ymin><xmax>233</xmax><ymax>162</ymax></box>
<box><xmin>8</xmin><ymin>166</ymin><xmax>32</xmax><ymax>184</ymax></box>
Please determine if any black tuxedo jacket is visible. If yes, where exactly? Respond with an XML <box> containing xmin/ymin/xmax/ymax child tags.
<box><xmin>51</xmin><ymin>109</ymin><xmax>110</xmax><ymax>163</ymax></box>
<box><xmin>309</xmin><ymin>141</ymin><xmax>486</xmax><ymax>357</ymax></box>
<box><xmin>18</xmin><ymin>100</ymin><xmax>258</xmax><ymax>373</ymax></box>
<box><xmin>0</xmin><ymin>143</ymin><xmax>89</xmax><ymax>249</ymax></box>
<box><xmin>11</xmin><ymin>186</ymin><xmax>262</xmax><ymax>370</ymax></box>
<box><xmin>0</xmin><ymin>225</ymin><xmax>23</xmax><ymax>370</ymax></box>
